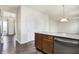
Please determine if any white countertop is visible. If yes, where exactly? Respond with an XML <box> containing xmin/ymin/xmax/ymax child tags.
<box><xmin>35</xmin><ymin>32</ymin><xmax>79</xmax><ymax>40</ymax></box>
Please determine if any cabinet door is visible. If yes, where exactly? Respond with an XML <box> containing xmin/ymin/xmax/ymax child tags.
<box><xmin>42</xmin><ymin>35</ymin><xmax>54</xmax><ymax>53</ymax></box>
<box><xmin>35</xmin><ymin>33</ymin><xmax>42</xmax><ymax>50</ymax></box>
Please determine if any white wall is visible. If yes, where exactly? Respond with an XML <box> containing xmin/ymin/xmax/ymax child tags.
<box><xmin>49</xmin><ymin>17</ymin><xmax>79</xmax><ymax>34</ymax></box>
<box><xmin>56</xmin><ymin>19</ymin><xmax>79</xmax><ymax>34</ymax></box>
<box><xmin>49</xmin><ymin>17</ymin><xmax>57</xmax><ymax>33</ymax></box>
<box><xmin>20</xmin><ymin>6</ymin><xmax>35</xmax><ymax>43</ymax></box>
<box><xmin>35</xmin><ymin>13</ymin><xmax>49</xmax><ymax>32</ymax></box>
<box><xmin>16</xmin><ymin>6</ymin><xmax>21</xmax><ymax>43</ymax></box>
<box><xmin>16</xmin><ymin>6</ymin><xmax>50</xmax><ymax>44</ymax></box>
<box><xmin>18</xmin><ymin>6</ymin><xmax>36</xmax><ymax>44</ymax></box>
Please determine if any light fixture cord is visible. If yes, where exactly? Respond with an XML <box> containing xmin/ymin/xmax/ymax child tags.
<box><xmin>63</xmin><ymin>5</ymin><xmax>65</xmax><ymax>18</ymax></box>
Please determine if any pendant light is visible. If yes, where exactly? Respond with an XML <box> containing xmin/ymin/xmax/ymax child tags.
<box><xmin>60</xmin><ymin>5</ymin><xmax>68</xmax><ymax>22</ymax></box>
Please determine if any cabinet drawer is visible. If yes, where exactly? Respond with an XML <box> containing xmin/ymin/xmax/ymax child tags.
<box><xmin>43</xmin><ymin>34</ymin><xmax>54</xmax><ymax>40</ymax></box>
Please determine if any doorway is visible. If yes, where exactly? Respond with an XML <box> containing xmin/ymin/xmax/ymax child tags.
<box><xmin>2</xmin><ymin>17</ymin><xmax>15</xmax><ymax>36</ymax></box>
<box><xmin>2</xmin><ymin>19</ymin><xmax>8</xmax><ymax>36</ymax></box>
<box><xmin>7</xmin><ymin>17</ymin><xmax>15</xmax><ymax>35</ymax></box>
<box><xmin>2</xmin><ymin>11</ymin><xmax>16</xmax><ymax>36</ymax></box>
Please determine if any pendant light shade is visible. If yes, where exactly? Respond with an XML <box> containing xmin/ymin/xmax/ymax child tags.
<box><xmin>60</xmin><ymin>5</ymin><xmax>68</xmax><ymax>22</ymax></box>
<box><xmin>60</xmin><ymin>18</ymin><xmax>68</xmax><ymax>22</ymax></box>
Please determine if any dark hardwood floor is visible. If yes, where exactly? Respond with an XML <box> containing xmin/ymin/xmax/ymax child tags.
<box><xmin>0</xmin><ymin>35</ymin><xmax>42</xmax><ymax>54</ymax></box>
<box><xmin>16</xmin><ymin>41</ymin><xmax>43</xmax><ymax>54</ymax></box>
<box><xmin>1</xmin><ymin>35</ymin><xmax>16</xmax><ymax>54</ymax></box>
<box><xmin>0</xmin><ymin>43</ymin><xmax>3</xmax><ymax>54</ymax></box>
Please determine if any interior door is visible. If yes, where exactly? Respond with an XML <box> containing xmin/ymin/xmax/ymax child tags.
<box><xmin>7</xmin><ymin>18</ymin><xmax>15</xmax><ymax>35</ymax></box>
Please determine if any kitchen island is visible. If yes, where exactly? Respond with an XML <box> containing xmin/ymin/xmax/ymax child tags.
<box><xmin>35</xmin><ymin>32</ymin><xmax>79</xmax><ymax>54</ymax></box>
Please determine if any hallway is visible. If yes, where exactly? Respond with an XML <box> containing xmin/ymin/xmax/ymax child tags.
<box><xmin>1</xmin><ymin>35</ymin><xmax>16</xmax><ymax>54</ymax></box>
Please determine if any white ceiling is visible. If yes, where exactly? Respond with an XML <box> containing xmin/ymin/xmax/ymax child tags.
<box><xmin>0</xmin><ymin>5</ymin><xmax>19</xmax><ymax>13</ymax></box>
<box><xmin>0</xmin><ymin>5</ymin><xmax>79</xmax><ymax>20</ymax></box>
<box><xmin>0</xmin><ymin>5</ymin><xmax>18</xmax><ymax>9</ymax></box>
<box><xmin>27</xmin><ymin>5</ymin><xmax>79</xmax><ymax>20</ymax></box>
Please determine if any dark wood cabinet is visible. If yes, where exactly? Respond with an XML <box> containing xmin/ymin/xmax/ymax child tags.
<box><xmin>35</xmin><ymin>33</ymin><xmax>54</xmax><ymax>54</ymax></box>
<box><xmin>42</xmin><ymin>35</ymin><xmax>54</xmax><ymax>53</ymax></box>
<box><xmin>35</xmin><ymin>33</ymin><xmax>42</xmax><ymax>50</ymax></box>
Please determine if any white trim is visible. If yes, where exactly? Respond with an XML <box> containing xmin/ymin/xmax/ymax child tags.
<box><xmin>16</xmin><ymin>39</ymin><xmax>21</xmax><ymax>44</ymax></box>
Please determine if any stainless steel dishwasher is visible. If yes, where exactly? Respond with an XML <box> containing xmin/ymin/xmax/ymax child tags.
<box><xmin>54</xmin><ymin>37</ymin><xmax>79</xmax><ymax>54</ymax></box>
